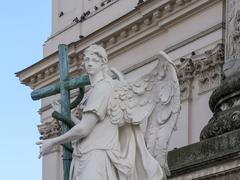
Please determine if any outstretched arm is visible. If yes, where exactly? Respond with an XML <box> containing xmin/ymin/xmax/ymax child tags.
<box><xmin>37</xmin><ymin>112</ymin><xmax>98</xmax><ymax>157</ymax></box>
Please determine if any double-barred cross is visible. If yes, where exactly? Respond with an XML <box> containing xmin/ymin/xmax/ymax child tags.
<box><xmin>32</xmin><ymin>44</ymin><xmax>90</xmax><ymax>180</ymax></box>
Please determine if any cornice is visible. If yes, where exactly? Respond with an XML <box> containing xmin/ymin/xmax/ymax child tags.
<box><xmin>16</xmin><ymin>0</ymin><xmax>222</xmax><ymax>89</ymax></box>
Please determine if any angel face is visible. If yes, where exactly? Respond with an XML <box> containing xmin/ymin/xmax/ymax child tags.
<box><xmin>83</xmin><ymin>53</ymin><xmax>104</xmax><ymax>75</ymax></box>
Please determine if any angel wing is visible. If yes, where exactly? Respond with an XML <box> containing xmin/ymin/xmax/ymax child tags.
<box><xmin>107</xmin><ymin>51</ymin><xmax>180</xmax><ymax>175</ymax></box>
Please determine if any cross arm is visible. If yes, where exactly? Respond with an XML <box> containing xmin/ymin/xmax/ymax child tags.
<box><xmin>31</xmin><ymin>74</ymin><xmax>90</xmax><ymax>100</ymax></box>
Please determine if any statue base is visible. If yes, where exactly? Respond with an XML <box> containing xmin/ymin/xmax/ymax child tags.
<box><xmin>200</xmin><ymin>72</ymin><xmax>240</xmax><ymax>140</ymax></box>
<box><xmin>168</xmin><ymin>129</ymin><xmax>240</xmax><ymax>179</ymax></box>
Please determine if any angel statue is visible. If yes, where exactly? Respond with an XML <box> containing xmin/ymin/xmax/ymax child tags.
<box><xmin>37</xmin><ymin>44</ymin><xmax>180</xmax><ymax>180</ymax></box>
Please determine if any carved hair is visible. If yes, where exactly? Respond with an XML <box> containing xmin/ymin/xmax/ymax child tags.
<box><xmin>83</xmin><ymin>44</ymin><xmax>108</xmax><ymax>64</ymax></box>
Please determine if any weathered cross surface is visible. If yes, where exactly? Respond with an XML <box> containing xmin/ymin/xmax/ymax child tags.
<box><xmin>32</xmin><ymin>44</ymin><xmax>90</xmax><ymax>180</ymax></box>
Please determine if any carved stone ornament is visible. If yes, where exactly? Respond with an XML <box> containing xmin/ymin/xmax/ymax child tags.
<box><xmin>176</xmin><ymin>58</ymin><xmax>195</xmax><ymax>101</ymax></box>
<box><xmin>201</xmin><ymin>74</ymin><xmax>240</xmax><ymax>140</ymax></box>
<box><xmin>194</xmin><ymin>44</ymin><xmax>224</xmax><ymax>94</ymax></box>
<box><xmin>175</xmin><ymin>43</ymin><xmax>224</xmax><ymax>101</ymax></box>
<box><xmin>200</xmin><ymin>106</ymin><xmax>240</xmax><ymax>140</ymax></box>
<box><xmin>38</xmin><ymin>120</ymin><xmax>61</xmax><ymax>140</ymax></box>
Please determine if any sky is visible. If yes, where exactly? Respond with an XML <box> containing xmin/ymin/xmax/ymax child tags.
<box><xmin>0</xmin><ymin>1</ymin><xmax>51</xmax><ymax>179</ymax></box>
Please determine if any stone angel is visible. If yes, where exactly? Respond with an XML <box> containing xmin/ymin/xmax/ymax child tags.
<box><xmin>37</xmin><ymin>44</ymin><xmax>180</xmax><ymax>180</ymax></box>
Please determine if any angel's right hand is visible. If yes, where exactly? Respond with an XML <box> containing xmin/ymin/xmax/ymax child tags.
<box><xmin>52</xmin><ymin>100</ymin><xmax>61</xmax><ymax>113</ymax></box>
<box><xmin>36</xmin><ymin>139</ymin><xmax>55</xmax><ymax>158</ymax></box>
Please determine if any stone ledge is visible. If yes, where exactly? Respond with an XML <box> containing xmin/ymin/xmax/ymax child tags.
<box><xmin>168</xmin><ymin>129</ymin><xmax>240</xmax><ymax>177</ymax></box>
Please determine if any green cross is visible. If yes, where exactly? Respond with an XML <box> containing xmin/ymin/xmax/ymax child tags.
<box><xmin>32</xmin><ymin>44</ymin><xmax>90</xmax><ymax>180</ymax></box>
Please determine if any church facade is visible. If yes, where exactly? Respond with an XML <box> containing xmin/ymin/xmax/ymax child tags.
<box><xmin>17</xmin><ymin>0</ymin><xmax>240</xmax><ymax>179</ymax></box>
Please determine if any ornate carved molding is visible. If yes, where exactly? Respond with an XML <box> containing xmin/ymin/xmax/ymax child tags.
<box><xmin>201</xmin><ymin>75</ymin><xmax>240</xmax><ymax>139</ymax></box>
<box><xmin>16</xmin><ymin>0</ymin><xmax>221</xmax><ymax>89</ymax></box>
<box><xmin>26</xmin><ymin>55</ymin><xmax>84</xmax><ymax>89</ymax></box>
<box><xmin>175</xmin><ymin>43</ymin><xmax>224</xmax><ymax>100</ymax></box>
<box><xmin>200</xmin><ymin>105</ymin><xmax>240</xmax><ymax>140</ymax></box>
<box><xmin>38</xmin><ymin>120</ymin><xmax>61</xmax><ymax>140</ymax></box>
<box><xmin>176</xmin><ymin>58</ymin><xmax>195</xmax><ymax>101</ymax></box>
<box><xmin>101</xmin><ymin>0</ymin><xmax>195</xmax><ymax>50</ymax></box>
<box><xmin>28</xmin><ymin>63</ymin><xmax>58</xmax><ymax>87</ymax></box>
<box><xmin>194</xmin><ymin>43</ymin><xmax>224</xmax><ymax>94</ymax></box>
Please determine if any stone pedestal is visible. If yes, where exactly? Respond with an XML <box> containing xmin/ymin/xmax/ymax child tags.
<box><xmin>200</xmin><ymin>76</ymin><xmax>240</xmax><ymax>139</ymax></box>
<box><xmin>168</xmin><ymin>129</ymin><xmax>240</xmax><ymax>179</ymax></box>
<box><xmin>200</xmin><ymin>0</ymin><xmax>240</xmax><ymax>140</ymax></box>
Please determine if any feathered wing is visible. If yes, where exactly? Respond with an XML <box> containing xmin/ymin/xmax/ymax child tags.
<box><xmin>108</xmin><ymin>51</ymin><xmax>180</xmax><ymax>176</ymax></box>
<box><xmin>144</xmin><ymin>52</ymin><xmax>180</xmax><ymax>175</ymax></box>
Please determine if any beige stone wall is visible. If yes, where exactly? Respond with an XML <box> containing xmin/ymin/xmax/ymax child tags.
<box><xmin>45</xmin><ymin>0</ymin><xmax>139</xmax><ymax>56</ymax></box>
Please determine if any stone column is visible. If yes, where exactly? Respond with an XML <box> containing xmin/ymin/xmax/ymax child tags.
<box><xmin>38</xmin><ymin>120</ymin><xmax>63</xmax><ymax>180</ymax></box>
<box><xmin>200</xmin><ymin>0</ymin><xmax>240</xmax><ymax>140</ymax></box>
<box><xmin>224</xmin><ymin>0</ymin><xmax>240</xmax><ymax>77</ymax></box>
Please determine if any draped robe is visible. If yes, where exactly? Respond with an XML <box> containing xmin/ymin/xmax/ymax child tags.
<box><xmin>69</xmin><ymin>76</ymin><xmax>164</xmax><ymax>180</ymax></box>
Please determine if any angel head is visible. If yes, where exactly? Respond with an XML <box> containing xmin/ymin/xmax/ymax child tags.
<box><xmin>83</xmin><ymin>44</ymin><xmax>108</xmax><ymax>76</ymax></box>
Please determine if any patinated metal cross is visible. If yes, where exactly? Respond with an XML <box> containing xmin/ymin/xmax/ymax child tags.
<box><xmin>32</xmin><ymin>44</ymin><xmax>90</xmax><ymax>180</ymax></box>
